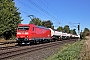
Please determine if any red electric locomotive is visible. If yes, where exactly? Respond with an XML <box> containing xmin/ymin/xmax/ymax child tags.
<box><xmin>16</xmin><ymin>24</ymin><xmax>51</xmax><ymax>45</ymax></box>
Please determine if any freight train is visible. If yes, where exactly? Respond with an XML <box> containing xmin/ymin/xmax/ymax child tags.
<box><xmin>15</xmin><ymin>24</ymin><xmax>80</xmax><ymax>45</ymax></box>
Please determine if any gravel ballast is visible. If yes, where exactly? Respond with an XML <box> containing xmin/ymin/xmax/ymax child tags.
<box><xmin>8</xmin><ymin>40</ymin><xmax>75</xmax><ymax>60</ymax></box>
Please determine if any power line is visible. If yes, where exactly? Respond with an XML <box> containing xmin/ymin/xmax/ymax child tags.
<box><xmin>39</xmin><ymin>0</ymin><xmax>60</xmax><ymax>19</ymax></box>
<box><xmin>17</xmin><ymin>0</ymin><xmax>51</xmax><ymax>19</ymax></box>
<box><xmin>16</xmin><ymin>0</ymin><xmax>62</xmax><ymax>27</ymax></box>
<box><xmin>69</xmin><ymin>22</ymin><xmax>80</xmax><ymax>35</ymax></box>
<box><xmin>27</xmin><ymin>0</ymin><xmax>59</xmax><ymax>21</ymax></box>
<box><xmin>39</xmin><ymin>0</ymin><xmax>48</xmax><ymax>9</ymax></box>
<box><xmin>19</xmin><ymin>10</ymin><xmax>29</xmax><ymax>15</ymax></box>
<box><xmin>44</xmin><ymin>0</ymin><xmax>66</xmax><ymax>21</ymax></box>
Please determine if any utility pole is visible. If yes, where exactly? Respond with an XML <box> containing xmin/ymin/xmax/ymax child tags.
<box><xmin>78</xmin><ymin>23</ymin><xmax>80</xmax><ymax>35</ymax></box>
<box><xmin>69</xmin><ymin>22</ymin><xmax>80</xmax><ymax>35</ymax></box>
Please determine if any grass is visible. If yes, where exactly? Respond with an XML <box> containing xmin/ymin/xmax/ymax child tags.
<box><xmin>46</xmin><ymin>40</ymin><xmax>84</xmax><ymax>60</ymax></box>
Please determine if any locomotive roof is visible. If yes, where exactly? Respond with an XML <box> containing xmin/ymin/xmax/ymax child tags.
<box><xmin>18</xmin><ymin>24</ymin><xmax>49</xmax><ymax>30</ymax></box>
<box><xmin>18</xmin><ymin>24</ymin><xmax>34</xmax><ymax>26</ymax></box>
<box><xmin>36</xmin><ymin>26</ymin><xmax>49</xmax><ymax>30</ymax></box>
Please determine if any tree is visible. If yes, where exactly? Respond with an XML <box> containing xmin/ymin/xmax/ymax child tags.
<box><xmin>42</xmin><ymin>20</ymin><xmax>53</xmax><ymax>28</ymax></box>
<box><xmin>57</xmin><ymin>26</ymin><xmax>63</xmax><ymax>32</ymax></box>
<box><xmin>0</xmin><ymin>0</ymin><xmax>22</xmax><ymax>39</ymax></box>
<box><xmin>69</xmin><ymin>30</ymin><xmax>73</xmax><ymax>34</ymax></box>
<box><xmin>63</xmin><ymin>25</ymin><xmax>70</xmax><ymax>33</ymax></box>
<box><xmin>73</xmin><ymin>29</ymin><xmax>77</xmax><ymax>35</ymax></box>
<box><xmin>70</xmin><ymin>29</ymin><xmax>77</xmax><ymax>35</ymax></box>
<box><xmin>29</xmin><ymin>18</ymin><xmax>42</xmax><ymax>26</ymax></box>
<box><xmin>84</xmin><ymin>28</ymin><xmax>89</xmax><ymax>32</ymax></box>
<box><xmin>83</xmin><ymin>28</ymin><xmax>90</xmax><ymax>36</ymax></box>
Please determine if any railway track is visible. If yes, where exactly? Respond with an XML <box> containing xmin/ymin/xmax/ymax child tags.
<box><xmin>0</xmin><ymin>46</ymin><xmax>21</xmax><ymax>50</ymax></box>
<box><xmin>0</xmin><ymin>39</ymin><xmax>77</xmax><ymax>50</ymax></box>
<box><xmin>0</xmin><ymin>42</ymin><xmax>19</xmax><ymax>50</ymax></box>
<box><xmin>0</xmin><ymin>39</ymin><xmax>76</xmax><ymax>60</ymax></box>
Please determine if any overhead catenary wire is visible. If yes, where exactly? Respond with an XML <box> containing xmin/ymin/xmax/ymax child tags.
<box><xmin>69</xmin><ymin>22</ymin><xmax>78</xmax><ymax>29</ymax></box>
<box><xmin>16</xmin><ymin>0</ymin><xmax>62</xmax><ymax>27</ymax></box>
<box><xmin>43</xmin><ymin>0</ymin><xmax>66</xmax><ymax>26</ymax></box>
<box><xmin>27</xmin><ymin>0</ymin><xmax>59</xmax><ymax>21</ymax></box>
<box><xmin>39</xmin><ymin>0</ymin><xmax>48</xmax><ymax>9</ymax></box>
<box><xmin>39</xmin><ymin>0</ymin><xmax>62</xmax><ymax>26</ymax></box>
<box><xmin>39</xmin><ymin>0</ymin><xmax>60</xmax><ymax>20</ymax></box>
<box><xmin>19</xmin><ymin>9</ymin><xmax>29</xmax><ymax>15</ymax></box>
<box><xmin>17</xmin><ymin>0</ymin><xmax>51</xmax><ymax>19</ymax></box>
<box><xmin>18</xmin><ymin>10</ymin><xmax>34</xmax><ymax>19</ymax></box>
<box><xmin>44</xmin><ymin>0</ymin><xmax>66</xmax><ymax>21</ymax></box>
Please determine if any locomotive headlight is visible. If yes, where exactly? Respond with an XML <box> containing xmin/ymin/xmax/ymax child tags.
<box><xmin>17</xmin><ymin>32</ymin><xmax>21</xmax><ymax>34</ymax></box>
<box><xmin>25</xmin><ymin>32</ymin><xmax>28</xmax><ymax>34</ymax></box>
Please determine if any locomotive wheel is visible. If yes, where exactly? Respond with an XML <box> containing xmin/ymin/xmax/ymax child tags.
<box><xmin>18</xmin><ymin>43</ymin><xmax>22</xmax><ymax>46</ymax></box>
<box><xmin>47</xmin><ymin>39</ymin><xmax>50</xmax><ymax>43</ymax></box>
<box><xmin>34</xmin><ymin>40</ymin><xmax>37</xmax><ymax>44</ymax></box>
<box><xmin>39</xmin><ymin>40</ymin><xmax>43</xmax><ymax>44</ymax></box>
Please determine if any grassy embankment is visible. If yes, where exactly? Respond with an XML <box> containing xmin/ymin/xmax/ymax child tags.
<box><xmin>46</xmin><ymin>40</ymin><xmax>84</xmax><ymax>60</ymax></box>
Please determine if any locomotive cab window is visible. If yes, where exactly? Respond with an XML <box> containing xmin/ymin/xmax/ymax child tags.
<box><xmin>18</xmin><ymin>26</ymin><xmax>29</xmax><ymax>30</ymax></box>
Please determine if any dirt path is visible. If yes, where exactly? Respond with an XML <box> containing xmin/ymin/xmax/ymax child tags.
<box><xmin>81</xmin><ymin>36</ymin><xmax>90</xmax><ymax>60</ymax></box>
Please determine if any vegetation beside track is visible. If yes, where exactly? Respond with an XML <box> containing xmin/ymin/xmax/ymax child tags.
<box><xmin>0</xmin><ymin>40</ymin><xmax>16</xmax><ymax>47</ymax></box>
<box><xmin>0</xmin><ymin>40</ymin><xmax>16</xmax><ymax>43</ymax></box>
<box><xmin>46</xmin><ymin>40</ymin><xmax>84</xmax><ymax>60</ymax></box>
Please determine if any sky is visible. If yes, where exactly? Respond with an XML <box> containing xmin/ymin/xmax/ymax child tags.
<box><xmin>14</xmin><ymin>0</ymin><xmax>90</xmax><ymax>33</ymax></box>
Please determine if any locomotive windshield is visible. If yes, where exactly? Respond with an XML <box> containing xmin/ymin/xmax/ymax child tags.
<box><xmin>18</xmin><ymin>26</ymin><xmax>29</xmax><ymax>30</ymax></box>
